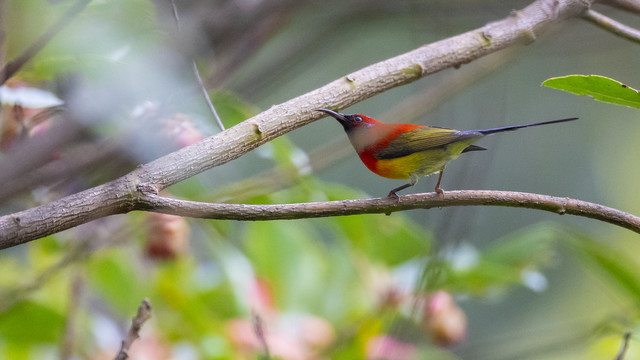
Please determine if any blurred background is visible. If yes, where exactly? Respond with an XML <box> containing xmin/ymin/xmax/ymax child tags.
<box><xmin>1</xmin><ymin>0</ymin><xmax>640</xmax><ymax>359</ymax></box>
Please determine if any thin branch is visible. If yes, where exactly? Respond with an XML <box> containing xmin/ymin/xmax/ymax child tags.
<box><xmin>192</xmin><ymin>60</ymin><xmax>225</xmax><ymax>130</ymax></box>
<box><xmin>0</xmin><ymin>0</ymin><xmax>6</xmax><ymax>68</ymax></box>
<box><xmin>0</xmin><ymin>0</ymin><xmax>92</xmax><ymax>85</ymax></box>
<box><xmin>614</xmin><ymin>332</ymin><xmax>632</xmax><ymax>360</ymax></box>
<box><xmin>253</xmin><ymin>311</ymin><xmax>271</xmax><ymax>359</ymax></box>
<box><xmin>168</xmin><ymin>0</ymin><xmax>225</xmax><ymax>131</ymax></box>
<box><xmin>114</xmin><ymin>299</ymin><xmax>152</xmax><ymax>360</ymax></box>
<box><xmin>0</xmin><ymin>140</ymin><xmax>126</xmax><ymax>204</ymax></box>
<box><xmin>60</xmin><ymin>275</ymin><xmax>84</xmax><ymax>360</ymax></box>
<box><xmin>599</xmin><ymin>0</ymin><xmax>640</xmax><ymax>15</ymax></box>
<box><xmin>583</xmin><ymin>9</ymin><xmax>640</xmax><ymax>44</ymax></box>
<box><xmin>137</xmin><ymin>191</ymin><xmax>640</xmax><ymax>234</ymax></box>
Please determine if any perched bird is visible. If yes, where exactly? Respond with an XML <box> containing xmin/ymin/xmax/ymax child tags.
<box><xmin>315</xmin><ymin>108</ymin><xmax>578</xmax><ymax>198</ymax></box>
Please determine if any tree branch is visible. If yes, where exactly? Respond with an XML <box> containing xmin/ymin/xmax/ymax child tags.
<box><xmin>583</xmin><ymin>9</ymin><xmax>640</xmax><ymax>43</ymax></box>
<box><xmin>614</xmin><ymin>332</ymin><xmax>632</xmax><ymax>360</ymax></box>
<box><xmin>599</xmin><ymin>0</ymin><xmax>640</xmax><ymax>15</ymax></box>
<box><xmin>114</xmin><ymin>299</ymin><xmax>152</xmax><ymax>360</ymax></box>
<box><xmin>0</xmin><ymin>0</ymin><xmax>598</xmax><ymax>247</ymax></box>
<box><xmin>168</xmin><ymin>0</ymin><xmax>225</xmax><ymax>131</ymax></box>
<box><xmin>135</xmin><ymin>191</ymin><xmax>640</xmax><ymax>234</ymax></box>
<box><xmin>0</xmin><ymin>0</ymin><xmax>91</xmax><ymax>85</ymax></box>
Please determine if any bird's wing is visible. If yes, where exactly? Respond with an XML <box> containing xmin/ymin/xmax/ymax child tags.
<box><xmin>374</xmin><ymin>127</ymin><xmax>481</xmax><ymax>159</ymax></box>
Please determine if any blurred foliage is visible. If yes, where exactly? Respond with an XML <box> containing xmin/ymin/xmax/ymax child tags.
<box><xmin>1</xmin><ymin>0</ymin><xmax>640</xmax><ymax>359</ymax></box>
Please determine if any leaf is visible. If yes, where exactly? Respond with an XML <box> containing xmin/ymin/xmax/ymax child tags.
<box><xmin>564</xmin><ymin>233</ymin><xmax>640</xmax><ymax>304</ymax></box>
<box><xmin>0</xmin><ymin>301</ymin><xmax>64</xmax><ymax>344</ymax></box>
<box><xmin>86</xmin><ymin>250</ymin><xmax>147</xmax><ymax>315</ymax></box>
<box><xmin>542</xmin><ymin>75</ymin><xmax>640</xmax><ymax>109</ymax></box>
<box><xmin>242</xmin><ymin>221</ymin><xmax>330</xmax><ymax>310</ymax></box>
<box><xmin>325</xmin><ymin>182</ymin><xmax>430</xmax><ymax>266</ymax></box>
<box><xmin>209</xmin><ymin>90</ymin><xmax>259</xmax><ymax>127</ymax></box>
<box><xmin>430</xmin><ymin>223</ymin><xmax>560</xmax><ymax>295</ymax></box>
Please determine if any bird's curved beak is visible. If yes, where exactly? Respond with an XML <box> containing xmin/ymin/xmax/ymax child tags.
<box><xmin>315</xmin><ymin>108</ymin><xmax>348</xmax><ymax>124</ymax></box>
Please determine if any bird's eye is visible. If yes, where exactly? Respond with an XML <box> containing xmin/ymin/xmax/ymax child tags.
<box><xmin>353</xmin><ymin>116</ymin><xmax>363</xmax><ymax>122</ymax></box>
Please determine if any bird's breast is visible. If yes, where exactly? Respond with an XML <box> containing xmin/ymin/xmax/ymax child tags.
<box><xmin>359</xmin><ymin>148</ymin><xmax>456</xmax><ymax>180</ymax></box>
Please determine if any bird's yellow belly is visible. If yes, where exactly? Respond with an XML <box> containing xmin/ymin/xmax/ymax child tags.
<box><xmin>373</xmin><ymin>148</ymin><xmax>461</xmax><ymax>180</ymax></box>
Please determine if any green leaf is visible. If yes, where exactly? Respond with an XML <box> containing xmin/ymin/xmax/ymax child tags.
<box><xmin>0</xmin><ymin>301</ymin><xmax>64</xmax><ymax>344</ymax></box>
<box><xmin>542</xmin><ymin>75</ymin><xmax>640</xmax><ymax>109</ymax></box>
<box><xmin>243</xmin><ymin>221</ymin><xmax>330</xmax><ymax>310</ymax></box>
<box><xmin>321</xmin><ymin>183</ymin><xmax>431</xmax><ymax>266</ymax></box>
<box><xmin>333</xmin><ymin>214</ymin><xmax>430</xmax><ymax>266</ymax></box>
<box><xmin>86</xmin><ymin>250</ymin><xmax>147</xmax><ymax>315</ymax></box>
<box><xmin>564</xmin><ymin>233</ymin><xmax>640</xmax><ymax>304</ymax></box>
<box><xmin>209</xmin><ymin>90</ymin><xmax>259</xmax><ymax>127</ymax></box>
<box><xmin>482</xmin><ymin>223</ymin><xmax>558</xmax><ymax>267</ymax></box>
<box><xmin>431</xmin><ymin>223</ymin><xmax>561</xmax><ymax>295</ymax></box>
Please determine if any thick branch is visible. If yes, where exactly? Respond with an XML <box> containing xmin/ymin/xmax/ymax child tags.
<box><xmin>0</xmin><ymin>0</ymin><xmax>595</xmax><ymax>247</ymax></box>
<box><xmin>136</xmin><ymin>191</ymin><xmax>640</xmax><ymax>234</ymax></box>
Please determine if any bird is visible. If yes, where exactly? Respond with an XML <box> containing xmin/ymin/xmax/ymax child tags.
<box><xmin>315</xmin><ymin>108</ymin><xmax>578</xmax><ymax>198</ymax></box>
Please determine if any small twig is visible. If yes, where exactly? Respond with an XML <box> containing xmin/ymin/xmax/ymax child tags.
<box><xmin>114</xmin><ymin>299</ymin><xmax>152</xmax><ymax>360</ymax></box>
<box><xmin>60</xmin><ymin>275</ymin><xmax>84</xmax><ymax>360</ymax></box>
<box><xmin>168</xmin><ymin>0</ymin><xmax>225</xmax><ymax>131</ymax></box>
<box><xmin>168</xmin><ymin>0</ymin><xmax>181</xmax><ymax>32</ymax></box>
<box><xmin>583</xmin><ymin>9</ymin><xmax>640</xmax><ymax>44</ymax></box>
<box><xmin>614</xmin><ymin>332</ymin><xmax>632</xmax><ymax>360</ymax></box>
<box><xmin>192</xmin><ymin>60</ymin><xmax>225</xmax><ymax>130</ymax></box>
<box><xmin>0</xmin><ymin>0</ymin><xmax>91</xmax><ymax>85</ymax></box>
<box><xmin>252</xmin><ymin>311</ymin><xmax>271</xmax><ymax>359</ymax></box>
<box><xmin>0</xmin><ymin>0</ymin><xmax>5</xmax><ymax>68</ymax></box>
<box><xmin>600</xmin><ymin>0</ymin><xmax>640</xmax><ymax>14</ymax></box>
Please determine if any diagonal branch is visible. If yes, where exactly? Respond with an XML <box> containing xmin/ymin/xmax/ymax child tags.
<box><xmin>583</xmin><ymin>9</ymin><xmax>640</xmax><ymax>44</ymax></box>
<box><xmin>114</xmin><ymin>299</ymin><xmax>152</xmax><ymax>360</ymax></box>
<box><xmin>0</xmin><ymin>0</ymin><xmax>595</xmax><ymax>248</ymax></box>
<box><xmin>0</xmin><ymin>0</ymin><xmax>91</xmax><ymax>85</ymax></box>
<box><xmin>168</xmin><ymin>0</ymin><xmax>225</xmax><ymax>131</ymax></box>
<box><xmin>600</xmin><ymin>0</ymin><xmax>640</xmax><ymax>15</ymax></box>
<box><xmin>614</xmin><ymin>332</ymin><xmax>632</xmax><ymax>360</ymax></box>
<box><xmin>136</xmin><ymin>192</ymin><xmax>640</xmax><ymax>234</ymax></box>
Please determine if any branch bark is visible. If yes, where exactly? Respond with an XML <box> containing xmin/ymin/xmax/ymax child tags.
<box><xmin>114</xmin><ymin>299</ymin><xmax>152</xmax><ymax>360</ymax></box>
<box><xmin>583</xmin><ymin>9</ymin><xmax>640</xmax><ymax>43</ymax></box>
<box><xmin>135</xmin><ymin>192</ymin><xmax>640</xmax><ymax>234</ymax></box>
<box><xmin>0</xmin><ymin>0</ymin><xmax>611</xmax><ymax>248</ymax></box>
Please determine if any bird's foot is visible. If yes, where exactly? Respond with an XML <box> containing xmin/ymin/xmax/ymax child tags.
<box><xmin>387</xmin><ymin>191</ymin><xmax>400</xmax><ymax>200</ymax></box>
<box><xmin>435</xmin><ymin>187</ymin><xmax>444</xmax><ymax>196</ymax></box>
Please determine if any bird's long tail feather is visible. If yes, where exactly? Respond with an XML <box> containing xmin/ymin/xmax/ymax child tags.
<box><xmin>477</xmin><ymin>117</ymin><xmax>578</xmax><ymax>135</ymax></box>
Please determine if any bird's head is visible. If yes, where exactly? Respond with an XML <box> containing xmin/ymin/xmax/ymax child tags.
<box><xmin>315</xmin><ymin>108</ymin><xmax>380</xmax><ymax>132</ymax></box>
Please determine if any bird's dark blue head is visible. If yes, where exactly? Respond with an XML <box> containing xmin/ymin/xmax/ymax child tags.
<box><xmin>315</xmin><ymin>108</ymin><xmax>376</xmax><ymax>132</ymax></box>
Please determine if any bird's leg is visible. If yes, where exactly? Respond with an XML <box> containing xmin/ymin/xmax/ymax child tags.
<box><xmin>434</xmin><ymin>169</ymin><xmax>445</xmax><ymax>195</ymax></box>
<box><xmin>387</xmin><ymin>183</ymin><xmax>413</xmax><ymax>199</ymax></box>
<box><xmin>387</xmin><ymin>174</ymin><xmax>419</xmax><ymax>199</ymax></box>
